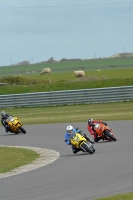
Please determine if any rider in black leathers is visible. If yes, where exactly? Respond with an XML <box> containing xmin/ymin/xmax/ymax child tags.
<box><xmin>1</xmin><ymin>111</ymin><xmax>11</xmax><ymax>132</ymax></box>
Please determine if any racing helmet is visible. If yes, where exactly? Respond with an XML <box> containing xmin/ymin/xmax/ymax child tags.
<box><xmin>1</xmin><ymin>111</ymin><xmax>6</xmax><ymax>117</ymax></box>
<box><xmin>66</xmin><ymin>125</ymin><xmax>73</xmax><ymax>134</ymax></box>
<box><xmin>87</xmin><ymin>118</ymin><xmax>93</xmax><ymax>124</ymax></box>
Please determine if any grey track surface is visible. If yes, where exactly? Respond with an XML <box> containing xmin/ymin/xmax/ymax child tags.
<box><xmin>0</xmin><ymin>145</ymin><xmax>60</xmax><ymax>179</ymax></box>
<box><xmin>0</xmin><ymin>121</ymin><xmax>133</xmax><ymax>200</ymax></box>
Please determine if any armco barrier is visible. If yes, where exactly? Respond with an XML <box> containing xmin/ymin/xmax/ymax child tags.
<box><xmin>0</xmin><ymin>86</ymin><xmax>133</xmax><ymax>108</ymax></box>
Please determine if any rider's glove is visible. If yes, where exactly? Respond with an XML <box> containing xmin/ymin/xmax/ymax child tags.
<box><xmin>65</xmin><ymin>139</ymin><xmax>71</xmax><ymax>145</ymax></box>
<box><xmin>76</xmin><ymin>127</ymin><xmax>82</xmax><ymax>133</ymax></box>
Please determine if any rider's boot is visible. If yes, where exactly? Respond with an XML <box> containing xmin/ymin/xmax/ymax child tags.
<box><xmin>5</xmin><ymin>125</ymin><xmax>9</xmax><ymax>133</ymax></box>
<box><xmin>95</xmin><ymin>137</ymin><xmax>103</xmax><ymax>142</ymax></box>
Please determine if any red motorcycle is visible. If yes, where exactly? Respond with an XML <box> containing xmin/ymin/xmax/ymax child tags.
<box><xmin>93</xmin><ymin>122</ymin><xmax>117</xmax><ymax>141</ymax></box>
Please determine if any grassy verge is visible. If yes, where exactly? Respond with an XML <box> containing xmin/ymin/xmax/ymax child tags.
<box><xmin>95</xmin><ymin>192</ymin><xmax>133</xmax><ymax>200</ymax></box>
<box><xmin>0</xmin><ymin>78</ymin><xmax>133</xmax><ymax>95</ymax></box>
<box><xmin>0</xmin><ymin>101</ymin><xmax>133</xmax><ymax>125</ymax></box>
<box><xmin>0</xmin><ymin>146</ymin><xmax>39</xmax><ymax>173</ymax></box>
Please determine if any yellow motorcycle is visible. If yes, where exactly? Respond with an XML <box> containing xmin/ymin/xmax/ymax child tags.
<box><xmin>69</xmin><ymin>132</ymin><xmax>95</xmax><ymax>154</ymax></box>
<box><xmin>6</xmin><ymin>116</ymin><xmax>26</xmax><ymax>134</ymax></box>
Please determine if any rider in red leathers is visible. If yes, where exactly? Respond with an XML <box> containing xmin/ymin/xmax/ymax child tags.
<box><xmin>87</xmin><ymin>118</ymin><xmax>107</xmax><ymax>142</ymax></box>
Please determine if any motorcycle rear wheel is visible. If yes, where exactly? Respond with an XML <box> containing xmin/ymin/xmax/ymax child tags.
<box><xmin>19</xmin><ymin>126</ymin><xmax>26</xmax><ymax>134</ymax></box>
<box><xmin>80</xmin><ymin>143</ymin><xmax>94</xmax><ymax>154</ymax></box>
<box><xmin>104</xmin><ymin>131</ymin><xmax>117</xmax><ymax>141</ymax></box>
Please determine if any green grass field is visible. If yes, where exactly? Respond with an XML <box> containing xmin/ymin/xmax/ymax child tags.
<box><xmin>0</xmin><ymin>146</ymin><xmax>39</xmax><ymax>173</ymax></box>
<box><xmin>0</xmin><ymin>57</ymin><xmax>133</xmax><ymax>95</ymax></box>
<box><xmin>0</xmin><ymin>101</ymin><xmax>133</xmax><ymax>125</ymax></box>
<box><xmin>0</xmin><ymin>57</ymin><xmax>133</xmax><ymax>77</ymax></box>
<box><xmin>0</xmin><ymin>68</ymin><xmax>133</xmax><ymax>95</ymax></box>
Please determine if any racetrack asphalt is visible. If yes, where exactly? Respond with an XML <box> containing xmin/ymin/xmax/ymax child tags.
<box><xmin>0</xmin><ymin>121</ymin><xmax>133</xmax><ymax>200</ymax></box>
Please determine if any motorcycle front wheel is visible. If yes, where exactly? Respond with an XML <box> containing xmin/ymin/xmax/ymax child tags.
<box><xmin>80</xmin><ymin>142</ymin><xmax>94</xmax><ymax>154</ymax></box>
<box><xmin>19</xmin><ymin>126</ymin><xmax>26</xmax><ymax>134</ymax></box>
<box><xmin>104</xmin><ymin>130</ymin><xmax>116</xmax><ymax>141</ymax></box>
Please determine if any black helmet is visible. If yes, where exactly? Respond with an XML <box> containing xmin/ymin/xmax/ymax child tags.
<box><xmin>1</xmin><ymin>111</ymin><xmax>6</xmax><ymax>117</ymax></box>
<box><xmin>87</xmin><ymin>118</ymin><xmax>93</xmax><ymax>124</ymax></box>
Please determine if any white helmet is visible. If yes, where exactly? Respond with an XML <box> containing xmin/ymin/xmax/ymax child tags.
<box><xmin>66</xmin><ymin>125</ymin><xmax>73</xmax><ymax>133</ymax></box>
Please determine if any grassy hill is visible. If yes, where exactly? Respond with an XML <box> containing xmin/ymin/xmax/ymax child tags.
<box><xmin>0</xmin><ymin>56</ymin><xmax>133</xmax><ymax>77</ymax></box>
<box><xmin>0</xmin><ymin>56</ymin><xmax>133</xmax><ymax>95</ymax></box>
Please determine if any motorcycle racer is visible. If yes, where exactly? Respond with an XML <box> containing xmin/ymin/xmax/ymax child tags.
<box><xmin>64</xmin><ymin>125</ymin><xmax>94</xmax><ymax>154</ymax></box>
<box><xmin>1</xmin><ymin>111</ymin><xmax>12</xmax><ymax>132</ymax></box>
<box><xmin>87</xmin><ymin>118</ymin><xmax>107</xmax><ymax>142</ymax></box>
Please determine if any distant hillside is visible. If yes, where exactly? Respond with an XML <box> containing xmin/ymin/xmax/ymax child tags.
<box><xmin>14</xmin><ymin>52</ymin><xmax>133</xmax><ymax>65</ymax></box>
<box><xmin>1</xmin><ymin>52</ymin><xmax>133</xmax><ymax>68</ymax></box>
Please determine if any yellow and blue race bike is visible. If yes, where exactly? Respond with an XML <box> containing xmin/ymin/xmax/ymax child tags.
<box><xmin>6</xmin><ymin>116</ymin><xmax>26</xmax><ymax>134</ymax></box>
<box><xmin>69</xmin><ymin>132</ymin><xmax>95</xmax><ymax>154</ymax></box>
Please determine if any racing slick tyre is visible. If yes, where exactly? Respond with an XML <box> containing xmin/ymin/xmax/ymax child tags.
<box><xmin>104</xmin><ymin>130</ymin><xmax>117</xmax><ymax>141</ymax></box>
<box><xmin>93</xmin><ymin>148</ymin><xmax>95</xmax><ymax>153</ymax></box>
<box><xmin>80</xmin><ymin>142</ymin><xmax>94</xmax><ymax>154</ymax></box>
<box><xmin>19</xmin><ymin>126</ymin><xmax>26</xmax><ymax>134</ymax></box>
